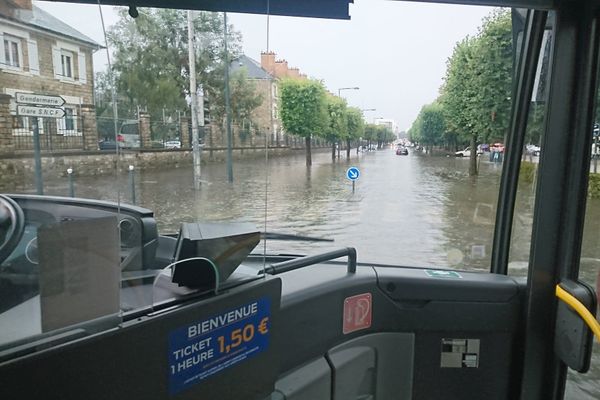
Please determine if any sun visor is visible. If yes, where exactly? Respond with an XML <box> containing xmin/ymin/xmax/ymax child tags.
<box><xmin>70</xmin><ymin>0</ymin><xmax>353</xmax><ymax>19</ymax></box>
<box><xmin>172</xmin><ymin>222</ymin><xmax>261</xmax><ymax>288</ymax></box>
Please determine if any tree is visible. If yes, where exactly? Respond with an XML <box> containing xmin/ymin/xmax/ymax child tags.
<box><xmin>346</xmin><ymin>107</ymin><xmax>364</xmax><ymax>157</ymax></box>
<box><xmin>324</xmin><ymin>96</ymin><xmax>347</xmax><ymax>161</ymax></box>
<box><xmin>279</xmin><ymin>79</ymin><xmax>328</xmax><ymax>166</ymax></box>
<box><xmin>441</xmin><ymin>37</ymin><xmax>479</xmax><ymax>174</ymax></box>
<box><xmin>413</xmin><ymin>102</ymin><xmax>446</xmax><ymax>153</ymax></box>
<box><xmin>363</xmin><ymin>124</ymin><xmax>378</xmax><ymax>148</ymax></box>
<box><xmin>224</xmin><ymin>69</ymin><xmax>264</xmax><ymax>145</ymax></box>
<box><xmin>104</xmin><ymin>8</ymin><xmax>243</xmax><ymax>122</ymax></box>
<box><xmin>440</xmin><ymin>9</ymin><xmax>512</xmax><ymax>175</ymax></box>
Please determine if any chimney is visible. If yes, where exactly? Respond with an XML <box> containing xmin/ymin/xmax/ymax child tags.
<box><xmin>261</xmin><ymin>51</ymin><xmax>276</xmax><ymax>74</ymax></box>
<box><xmin>288</xmin><ymin>67</ymin><xmax>300</xmax><ymax>79</ymax></box>
<box><xmin>274</xmin><ymin>59</ymin><xmax>289</xmax><ymax>78</ymax></box>
<box><xmin>10</xmin><ymin>0</ymin><xmax>32</xmax><ymax>10</ymax></box>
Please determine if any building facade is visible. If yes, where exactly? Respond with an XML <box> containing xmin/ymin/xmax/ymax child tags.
<box><xmin>226</xmin><ymin>52</ymin><xmax>308</xmax><ymax>148</ymax></box>
<box><xmin>0</xmin><ymin>0</ymin><xmax>101</xmax><ymax>153</ymax></box>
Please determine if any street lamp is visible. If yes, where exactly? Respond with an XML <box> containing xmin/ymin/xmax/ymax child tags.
<box><xmin>338</xmin><ymin>87</ymin><xmax>359</xmax><ymax>97</ymax></box>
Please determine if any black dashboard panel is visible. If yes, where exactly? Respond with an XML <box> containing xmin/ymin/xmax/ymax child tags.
<box><xmin>5</xmin><ymin>194</ymin><xmax>159</xmax><ymax>270</ymax></box>
<box><xmin>0</xmin><ymin>195</ymin><xmax>160</xmax><ymax>314</ymax></box>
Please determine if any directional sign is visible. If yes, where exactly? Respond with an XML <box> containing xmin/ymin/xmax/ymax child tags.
<box><xmin>346</xmin><ymin>166</ymin><xmax>360</xmax><ymax>181</ymax></box>
<box><xmin>17</xmin><ymin>105</ymin><xmax>65</xmax><ymax>119</ymax></box>
<box><xmin>16</xmin><ymin>92</ymin><xmax>66</xmax><ymax>107</ymax></box>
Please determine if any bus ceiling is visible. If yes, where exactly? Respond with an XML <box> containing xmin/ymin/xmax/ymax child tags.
<box><xmin>39</xmin><ymin>0</ymin><xmax>567</xmax><ymax>18</ymax></box>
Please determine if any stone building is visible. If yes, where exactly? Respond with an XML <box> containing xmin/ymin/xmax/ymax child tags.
<box><xmin>0</xmin><ymin>0</ymin><xmax>102</xmax><ymax>153</ymax></box>
<box><xmin>227</xmin><ymin>52</ymin><xmax>307</xmax><ymax>147</ymax></box>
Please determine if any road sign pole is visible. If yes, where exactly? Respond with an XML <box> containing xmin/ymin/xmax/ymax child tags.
<box><xmin>352</xmin><ymin>180</ymin><xmax>355</xmax><ymax>193</ymax></box>
<box><xmin>32</xmin><ymin>117</ymin><xmax>43</xmax><ymax>195</ymax></box>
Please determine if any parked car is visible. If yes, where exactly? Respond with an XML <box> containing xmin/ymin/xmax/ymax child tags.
<box><xmin>455</xmin><ymin>147</ymin><xmax>471</xmax><ymax>157</ymax></box>
<box><xmin>98</xmin><ymin>139</ymin><xmax>117</xmax><ymax>150</ymax></box>
<box><xmin>164</xmin><ymin>140</ymin><xmax>181</xmax><ymax>149</ymax></box>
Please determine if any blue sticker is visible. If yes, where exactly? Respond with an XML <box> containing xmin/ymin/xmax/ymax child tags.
<box><xmin>168</xmin><ymin>297</ymin><xmax>271</xmax><ymax>395</ymax></box>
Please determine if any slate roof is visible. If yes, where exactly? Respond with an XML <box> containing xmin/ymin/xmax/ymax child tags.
<box><xmin>2</xmin><ymin>5</ymin><xmax>100</xmax><ymax>48</ymax></box>
<box><xmin>230</xmin><ymin>54</ymin><xmax>272</xmax><ymax>80</ymax></box>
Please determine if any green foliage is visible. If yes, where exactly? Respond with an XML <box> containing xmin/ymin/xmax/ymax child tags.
<box><xmin>589</xmin><ymin>173</ymin><xmax>600</xmax><ymax>198</ymax></box>
<box><xmin>324</xmin><ymin>96</ymin><xmax>348</xmax><ymax>142</ymax></box>
<box><xmin>409</xmin><ymin>102</ymin><xmax>446</xmax><ymax>147</ymax></box>
<box><xmin>440</xmin><ymin>9</ymin><xmax>512</xmax><ymax>147</ymax></box>
<box><xmin>279</xmin><ymin>79</ymin><xmax>328</xmax><ymax>138</ymax></box>
<box><xmin>225</xmin><ymin>69</ymin><xmax>264</xmax><ymax>127</ymax></box>
<box><xmin>102</xmin><ymin>8</ymin><xmax>244</xmax><ymax>120</ymax></box>
<box><xmin>519</xmin><ymin>161</ymin><xmax>537</xmax><ymax>184</ymax></box>
<box><xmin>363</xmin><ymin>123</ymin><xmax>394</xmax><ymax>146</ymax></box>
<box><xmin>346</xmin><ymin>107</ymin><xmax>365</xmax><ymax>140</ymax></box>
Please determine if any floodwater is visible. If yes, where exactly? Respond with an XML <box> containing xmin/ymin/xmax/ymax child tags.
<box><xmin>39</xmin><ymin>147</ymin><xmax>599</xmax><ymax>398</ymax></box>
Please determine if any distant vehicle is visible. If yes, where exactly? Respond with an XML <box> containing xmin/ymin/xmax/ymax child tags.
<box><xmin>455</xmin><ymin>147</ymin><xmax>471</xmax><ymax>157</ymax></box>
<box><xmin>396</xmin><ymin>146</ymin><xmax>408</xmax><ymax>156</ymax></box>
<box><xmin>164</xmin><ymin>140</ymin><xmax>181</xmax><ymax>149</ymax></box>
<box><xmin>98</xmin><ymin>139</ymin><xmax>117</xmax><ymax>150</ymax></box>
<box><xmin>118</xmin><ymin>120</ymin><xmax>141</xmax><ymax>149</ymax></box>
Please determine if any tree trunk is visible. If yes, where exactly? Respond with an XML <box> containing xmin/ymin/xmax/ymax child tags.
<box><xmin>346</xmin><ymin>139</ymin><xmax>351</xmax><ymax>158</ymax></box>
<box><xmin>331</xmin><ymin>142</ymin><xmax>336</xmax><ymax>161</ymax></box>
<box><xmin>306</xmin><ymin>136</ymin><xmax>312</xmax><ymax>166</ymax></box>
<box><xmin>337</xmin><ymin>142</ymin><xmax>341</xmax><ymax>159</ymax></box>
<box><xmin>469</xmin><ymin>133</ymin><xmax>478</xmax><ymax>176</ymax></box>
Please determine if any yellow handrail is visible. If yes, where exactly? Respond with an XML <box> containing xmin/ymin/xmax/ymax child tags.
<box><xmin>555</xmin><ymin>284</ymin><xmax>600</xmax><ymax>342</ymax></box>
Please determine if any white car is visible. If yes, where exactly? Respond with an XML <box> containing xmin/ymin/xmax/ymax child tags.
<box><xmin>164</xmin><ymin>140</ymin><xmax>181</xmax><ymax>149</ymax></box>
<box><xmin>455</xmin><ymin>147</ymin><xmax>471</xmax><ymax>157</ymax></box>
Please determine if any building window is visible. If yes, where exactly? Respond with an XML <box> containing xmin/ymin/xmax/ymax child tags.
<box><xmin>4</xmin><ymin>36</ymin><xmax>21</xmax><ymax>68</ymax></box>
<box><xmin>61</xmin><ymin>50</ymin><xmax>74</xmax><ymax>79</ymax></box>
<box><xmin>64</xmin><ymin>108</ymin><xmax>74</xmax><ymax>131</ymax></box>
<box><xmin>58</xmin><ymin>106</ymin><xmax>80</xmax><ymax>136</ymax></box>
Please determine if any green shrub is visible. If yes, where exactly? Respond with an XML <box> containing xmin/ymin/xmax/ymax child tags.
<box><xmin>588</xmin><ymin>173</ymin><xmax>600</xmax><ymax>198</ymax></box>
<box><xmin>519</xmin><ymin>161</ymin><xmax>537</xmax><ymax>184</ymax></box>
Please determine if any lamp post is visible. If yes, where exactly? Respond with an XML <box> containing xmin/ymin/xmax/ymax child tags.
<box><xmin>338</xmin><ymin>87</ymin><xmax>359</xmax><ymax>98</ymax></box>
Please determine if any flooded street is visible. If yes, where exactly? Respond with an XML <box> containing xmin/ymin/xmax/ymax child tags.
<box><xmin>40</xmin><ymin>147</ymin><xmax>600</xmax><ymax>398</ymax></box>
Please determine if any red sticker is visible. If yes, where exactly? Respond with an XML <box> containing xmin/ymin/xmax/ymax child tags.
<box><xmin>343</xmin><ymin>292</ymin><xmax>372</xmax><ymax>334</ymax></box>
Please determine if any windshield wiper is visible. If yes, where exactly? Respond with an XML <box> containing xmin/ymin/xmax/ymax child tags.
<box><xmin>161</xmin><ymin>231</ymin><xmax>333</xmax><ymax>242</ymax></box>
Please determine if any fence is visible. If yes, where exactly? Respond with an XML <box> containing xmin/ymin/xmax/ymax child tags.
<box><xmin>12</xmin><ymin>115</ymin><xmax>85</xmax><ymax>151</ymax></box>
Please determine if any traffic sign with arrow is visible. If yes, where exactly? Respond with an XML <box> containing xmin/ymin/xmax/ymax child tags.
<box><xmin>15</xmin><ymin>92</ymin><xmax>66</xmax><ymax>107</ymax></box>
<box><xmin>346</xmin><ymin>167</ymin><xmax>360</xmax><ymax>181</ymax></box>
<box><xmin>17</xmin><ymin>105</ymin><xmax>65</xmax><ymax>119</ymax></box>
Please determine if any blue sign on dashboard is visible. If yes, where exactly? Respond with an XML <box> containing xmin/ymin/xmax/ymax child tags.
<box><xmin>346</xmin><ymin>167</ymin><xmax>360</xmax><ymax>181</ymax></box>
<box><xmin>168</xmin><ymin>297</ymin><xmax>271</xmax><ymax>395</ymax></box>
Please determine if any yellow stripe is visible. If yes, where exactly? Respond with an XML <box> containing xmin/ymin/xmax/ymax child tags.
<box><xmin>555</xmin><ymin>284</ymin><xmax>600</xmax><ymax>342</ymax></box>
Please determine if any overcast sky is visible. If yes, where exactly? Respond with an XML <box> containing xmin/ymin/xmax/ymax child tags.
<box><xmin>36</xmin><ymin>0</ymin><xmax>495</xmax><ymax>131</ymax></box>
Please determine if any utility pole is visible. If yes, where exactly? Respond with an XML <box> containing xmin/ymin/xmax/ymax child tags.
<box><xmin>188</xmin><ymin>10</ymin><xmax>201</xmax><ymax>190</ymax></box>
<box><xmin>224</xmin><ymin>12</ymin><xmax>233</xmax><ymax>183</ymax></box>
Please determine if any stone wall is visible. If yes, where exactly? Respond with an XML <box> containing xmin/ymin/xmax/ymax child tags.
<box><xmin>0</xmin><ymin>146</ymin><xmax>322</xmax><ymax>191</ymax></box>
<box><xmin>0</xmin><ymin>94</ymin><xmax>13</xmax><ymax>151</ymax></box>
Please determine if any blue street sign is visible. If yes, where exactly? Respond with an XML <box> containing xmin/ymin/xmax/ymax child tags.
<box><xmin>346</xmin><ymin>167</ymin><xmax>360</xmax><ymax>181</ymax></box>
